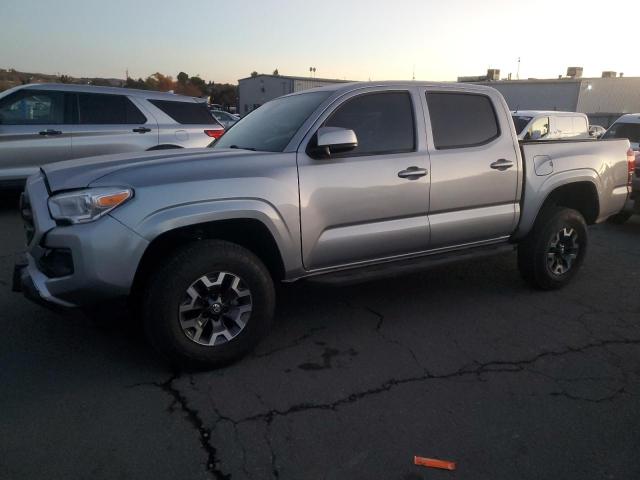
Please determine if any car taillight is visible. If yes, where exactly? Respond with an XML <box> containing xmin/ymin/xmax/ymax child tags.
<box><xmin>627</xmin><ymin>148</ymin><xmax>636</xmax><ymax>186</ymax></box>
<box><xmin>205</xmin><ymin>128</ymin><xmax>225</xmax><ymax>139</ymax></box>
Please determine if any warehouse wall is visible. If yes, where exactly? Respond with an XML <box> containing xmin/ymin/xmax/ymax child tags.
<box><xmin>477</xmin><ymin>81</ymin><xmax>581</xmax><ymax>112</ymax></box>
<box><xmin>238</xmin><ymin>76</ymin><xmax>294</xmax><ymax>115</ymax></box>
<box><xmin>577</xmin><ymin>78</ymin><xmax>640</xmax><ymax>117</ymax></box>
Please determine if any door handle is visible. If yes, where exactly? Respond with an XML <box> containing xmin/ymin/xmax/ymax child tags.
<box><xmin>38</xmin><ymin>129</ymin><xmax>62</xmax><ymax>136</ymax></box>
<box><xmin>132</xmin><ymin>127</ymin><xmax>152</xmax><ymax>133</ymax></box>
<box><xmin>398</xmin><ymin>166</ymin><xmax>428</xmax><ymax>179</ymax></box>
<box><xmin>490</xmin><ymin>159</ymin><xmax>514</xmax><ymax>171</ymax></box>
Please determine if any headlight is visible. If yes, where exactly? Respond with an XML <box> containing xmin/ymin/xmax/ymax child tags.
<box><xmin>48</xmin><ymin>187</ymin><xmax>133</xmax><ymax>224</ymax></box>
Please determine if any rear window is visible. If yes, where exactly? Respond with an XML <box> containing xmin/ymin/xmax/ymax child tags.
<box><xmin>149</xmin><ymin>99</ymin><xmax>215</xmax><ymax>124</ymax></box>
<box><xmin>602</xmin><ymin>122</ymin><xmax>640</xmax><ymax>143</ymax></box>
<box><xmin>77</xmin><ymin>93</ymin><xmax>147</xmax><ymax>124</ymax></box>
<box><xmin>427</xmin><ymin>93</ymin><xmax>500</xmax><ymax>149</ymax></box>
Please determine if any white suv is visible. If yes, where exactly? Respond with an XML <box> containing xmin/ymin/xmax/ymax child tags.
<box><xmin>0</xmin><ymin>83</ymin><xmax>224</xmax><ymax>187</ymax></box>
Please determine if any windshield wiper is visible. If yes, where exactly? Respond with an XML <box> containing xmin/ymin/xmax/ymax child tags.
<box><xmin>228</xmin><ymin>145</ymin><xmax>256</xmax><ymax>151</ymax></box>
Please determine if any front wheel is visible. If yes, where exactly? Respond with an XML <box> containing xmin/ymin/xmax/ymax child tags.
<box><xmin>518</xmin><ymin>207</ymin><xmax>587</xmax><ymax>290</ymax></box>
<box><xmin>142</xmin><ymin>240</ymin><xmax>275</xmax><ymax>369</ymax></box>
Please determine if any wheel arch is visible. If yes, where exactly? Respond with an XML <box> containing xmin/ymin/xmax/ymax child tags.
<box><xmin>515</xmin><ymin>175</ymin><xmax>600</xmax><ymax>240</ymax></box>
<box><xmin>130</xmin><ymin>217</ymin><xmax>287</xmax><ymax>306</ymax></box>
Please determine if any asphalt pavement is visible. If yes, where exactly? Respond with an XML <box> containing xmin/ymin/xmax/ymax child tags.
<box><xmin>1</xmin><ymin>191</ymin><xmax>639</xmax><ymax>480</ymax></box>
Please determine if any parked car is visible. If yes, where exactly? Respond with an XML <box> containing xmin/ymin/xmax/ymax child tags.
<box><xmin>0</xmin><ymin>84</ymin><xmax>225</xmax><ymax>187</ymax></box>
<box><xmin>210</xmin><ymin>109</ymin><xmax>239</xmax><ymax>129</ymax></box>
<box><xmin>602</xmin><ymin>114</ymin><xmax>640</xmax><ymax>222</ymax></box>
<box><xmin>589</xmin><ymin>125</ymin><xmax>606</xmax><ymax>138</ymax></box>
<box><xmin>14</xmin><ymin>82</ymin><xmax>633</xmax><ymax>368</ymax></box>
<box><xmin>511</xmin><ymin>111</ymin><xmax>590</xmax><ymax>141</ymax></box>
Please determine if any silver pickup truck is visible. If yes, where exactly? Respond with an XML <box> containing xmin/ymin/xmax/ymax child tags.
<box><xmin>13</xmin><ymin>82</ymin><xmax>634</xmax><ymax>368</ymax></box>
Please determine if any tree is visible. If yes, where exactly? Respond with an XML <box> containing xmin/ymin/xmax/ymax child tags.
<box><xmin>209</xmin><ymin>83</ymin><xmax>238</xmax><ymax>107</ymax></box>
<box><xmin>145</xmin><ymin>72</ymin><xmax>174</xmax><ymax>91</ymax></box>
<box><xmin>125</xmin><ymin>77</ymin><xmax>148</xmax><ymax>90</ymax></box>
<box><xmin>250</xmin><ymin>71</ymin><xmax>258</xmax><ymax>77</ymax></box>
<box><xmin>177</xmin><ymin>71</ymin><xmax>189</xmax><ymax>85</ymax></box>
<box><xmin>59</xmin><ymin>74</ymin><xmax>72</xmax><ymax>84</ymax></box>
<box><xmin>273</xmin><ymin>69</ymin><xmax>279</xmax><ymax>76</ymax></box>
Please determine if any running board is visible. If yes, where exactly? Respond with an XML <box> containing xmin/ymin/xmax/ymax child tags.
<box><xmin>305</xmin><ymin>242</ymin><xmax>516</xmax><ymax>286</ymax></box>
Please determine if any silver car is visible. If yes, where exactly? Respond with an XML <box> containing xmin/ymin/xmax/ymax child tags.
<box><xmin>0</xmin><ymin>83</ymin><xmax>225</xmax><ymax>187</ymax></box>
<box><xmin>210</xmin><ymin>109</ymin><xmax>239</xmax><ymax>129</ymax></box>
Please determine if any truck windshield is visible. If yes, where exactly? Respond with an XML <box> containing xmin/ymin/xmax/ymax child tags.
<box><xmin>512</xmin><ymin>115</ymin><xmax>532</xmax><ymax>134</ymax></box>
<box><xmin>602</xmin><ymin>122</ymin><xmax>640</xmax><ymax>144</ymax></box>
<box><xmin>213</xmin><ymin>91</ymin><xmax>332</xmax><ymax>152</ymax></box>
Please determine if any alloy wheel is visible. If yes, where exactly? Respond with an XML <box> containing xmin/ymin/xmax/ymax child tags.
<box><xmin>178</xmin><ymin>271</ymin><xmax>252</xmax><ymax>346</ymax></box>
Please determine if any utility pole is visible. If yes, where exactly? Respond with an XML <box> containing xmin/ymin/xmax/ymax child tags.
<box><xmin>516</xmin><ymin>57</ymin><xmax>521</xmax><ymax>80</ymax></box>
<box><xmin>412</xmin><ymin>65</ymin><xmax>415</xmax><ymax>81</ymax></box>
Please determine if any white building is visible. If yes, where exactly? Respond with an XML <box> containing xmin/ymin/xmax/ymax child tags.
<box><xmin>237</xmin><ymin>74</ymin><xmax>350</xmax><ymax>115</ymax></box>
<box><xmin>468</xmin><ymin>74</ymin><xmax>640</xmax><ymax>127</ymax></box>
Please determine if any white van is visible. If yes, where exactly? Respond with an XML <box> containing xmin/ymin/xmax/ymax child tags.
<box><xmin>511</xmin><ymin>111</ymin><xmax>590</xmax><ymax>141</ymax></box>
<box><xmin>602</xmin><ymin>113</ymin><xmax>640</xmax><ymax>150</ymax></box>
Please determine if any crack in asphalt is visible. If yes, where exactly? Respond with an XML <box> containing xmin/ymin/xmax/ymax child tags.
<box><xmin>549</xmin><ymin>386</ymin><xmax>629</xmax><ymax>403</ymax></box>
<box><xmin>362</xmin><ymin>305</ymin><xmax>424</xmax><ymax>371</ymax></box>
<box><xmin>231</xmin><ymin>337</ymin><xmax>640</xmax><ymax>426</ymax></box>
<box><xmin>148</xmin><ymin>374</ymin><xmax>231</xmax><ymax>480</ymax></box>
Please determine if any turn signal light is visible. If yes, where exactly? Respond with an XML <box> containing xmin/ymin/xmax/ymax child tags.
<box><xmin>96</xmin><ymin>191</ymin><xmax>131</xmax><ymax>208</ymax></box>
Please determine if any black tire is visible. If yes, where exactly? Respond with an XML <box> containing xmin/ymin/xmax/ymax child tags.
<box><xmin>142</xmin><ymin>240</ymin><xmax>275</xmax><ymax>369</ymax></box>
<box><xmin>518</xmin><ymin>206</ymin><xmax>587</xmax><ymax>290</ymax></box>
<box><xmin>607</xmin><ymin>211</ymin><xmax>632</xmax><ymax>224</ymax></box>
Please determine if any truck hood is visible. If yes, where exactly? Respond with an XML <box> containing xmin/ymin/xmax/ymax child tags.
<box><xmin>42</xmin><ymin>148</ymin><xmax>256</xmax><ymax>192</ymax></box>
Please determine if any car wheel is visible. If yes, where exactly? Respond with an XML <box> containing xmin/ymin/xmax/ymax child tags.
<box><xmin>518</xmin><ymin>207</ymin><xmax>587</xmax><ymax>290</ymax></box>
<box><xmin>607</xmin><ymin>211</ymin><xmax>632</xmax><ymax>224</ymax></box>
<box><xmin>143</xmin><ymin>240</ymin><xmax>275</xmax><ymax>369</ymax></box>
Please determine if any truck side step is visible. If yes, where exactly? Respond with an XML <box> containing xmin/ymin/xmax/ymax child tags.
<box><xmin>305</xmin><ymin>242</ymin><xmax>516</xmax><ymax>286</ymax></box>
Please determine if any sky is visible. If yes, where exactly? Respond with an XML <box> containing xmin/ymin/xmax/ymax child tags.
<box><xmin>1</xmin><ymin>0</ymin><xmax>638</xmax><ymax>84</ymax></box>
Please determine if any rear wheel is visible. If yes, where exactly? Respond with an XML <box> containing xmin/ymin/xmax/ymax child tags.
<box><xmin>143</xmin><ymin>240</ymin><xmax>275</xmax><ymax>368</ymax></box>
<box><xmin>518</xmin><ymin>207</ymin><xmax>587</xmax><ymax>290</ymax></box>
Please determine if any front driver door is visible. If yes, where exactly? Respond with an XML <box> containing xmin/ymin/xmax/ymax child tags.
<box><xmin>297</xmin><ymin>88</ymin><xmax>431</xmax><ymax>271</ymax></box>
<box><xmin>0</xmin><ymin>89</ymin><xmax>72</xmax><ymax>181</ymax></box>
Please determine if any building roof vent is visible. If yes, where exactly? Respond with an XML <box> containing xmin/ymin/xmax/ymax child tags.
<box><xmin>602</xmin><ymin>71</ymin><xmax>617</xmax><ymax>78</ymax></box>
<box><xmin>566</xmin><ymin>67</ymin><xmax>583</xmax><ymax>78</ymax></box>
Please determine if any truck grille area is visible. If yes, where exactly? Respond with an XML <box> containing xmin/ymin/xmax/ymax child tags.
<box><xmin>19</xmin><ymin>192</ymin><xmax>35</xmax><ymax>245</ymax></box>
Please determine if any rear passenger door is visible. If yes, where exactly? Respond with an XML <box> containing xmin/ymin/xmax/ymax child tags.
<box><xmin>0</xmin><ymin>89</ymin><xmax>72</xmax><ymax>180</ymax></box>
<box><xmin>423</xmin><ymin>90</ymin><xmax>519</xmax><ymax>248</ymax></box>
<box><xmin>70</xmin><ymin>92</ymin><xmax>158</xmax><ymax>158</ymax></box>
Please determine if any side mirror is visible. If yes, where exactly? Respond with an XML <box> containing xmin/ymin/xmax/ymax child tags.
<box><xmin>313</xmin><ymin>127</ymin><xmax>358</xmax><ymax>157</ymax></box>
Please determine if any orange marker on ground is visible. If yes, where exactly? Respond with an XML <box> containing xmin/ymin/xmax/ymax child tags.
<box><xmin>414</xmin><ymin>456</ymin><xmax>456</xmax><ymax>471</ymax></box>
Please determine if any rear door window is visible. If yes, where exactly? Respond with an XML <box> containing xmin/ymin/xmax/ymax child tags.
<box><xmin>149</xmin><ymin>100</ymin><xmax>215</xmax><ymax>124</ymax></box>
<box><xmin>324</xmin><ymin>91</ymin><xmax>415</xmax><ymax>156</ymax></box>
<box><xmin>77</xmin><ymin>93</ymin><xmax>147</xmax><ymax>124</ymax></box>
<box><xmin>426</xmin><ymin>92</ymin><xmax>500</xmax><ymax>149</ymax></box>
<box><xmin>603</xmin><ymin>122</ymin><xmax>640</xmax><ymax>143</ymax></box>
<box><xmin>0</xmin><ymin>90</ymin><xmax>65</xmax><ymax>125</ymax></box>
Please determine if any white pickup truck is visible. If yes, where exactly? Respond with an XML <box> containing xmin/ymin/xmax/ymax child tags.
<box><xmin>15</xmin><ymin>81</ymin><xmax>634</xmax><ymax>368</ymax></box>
